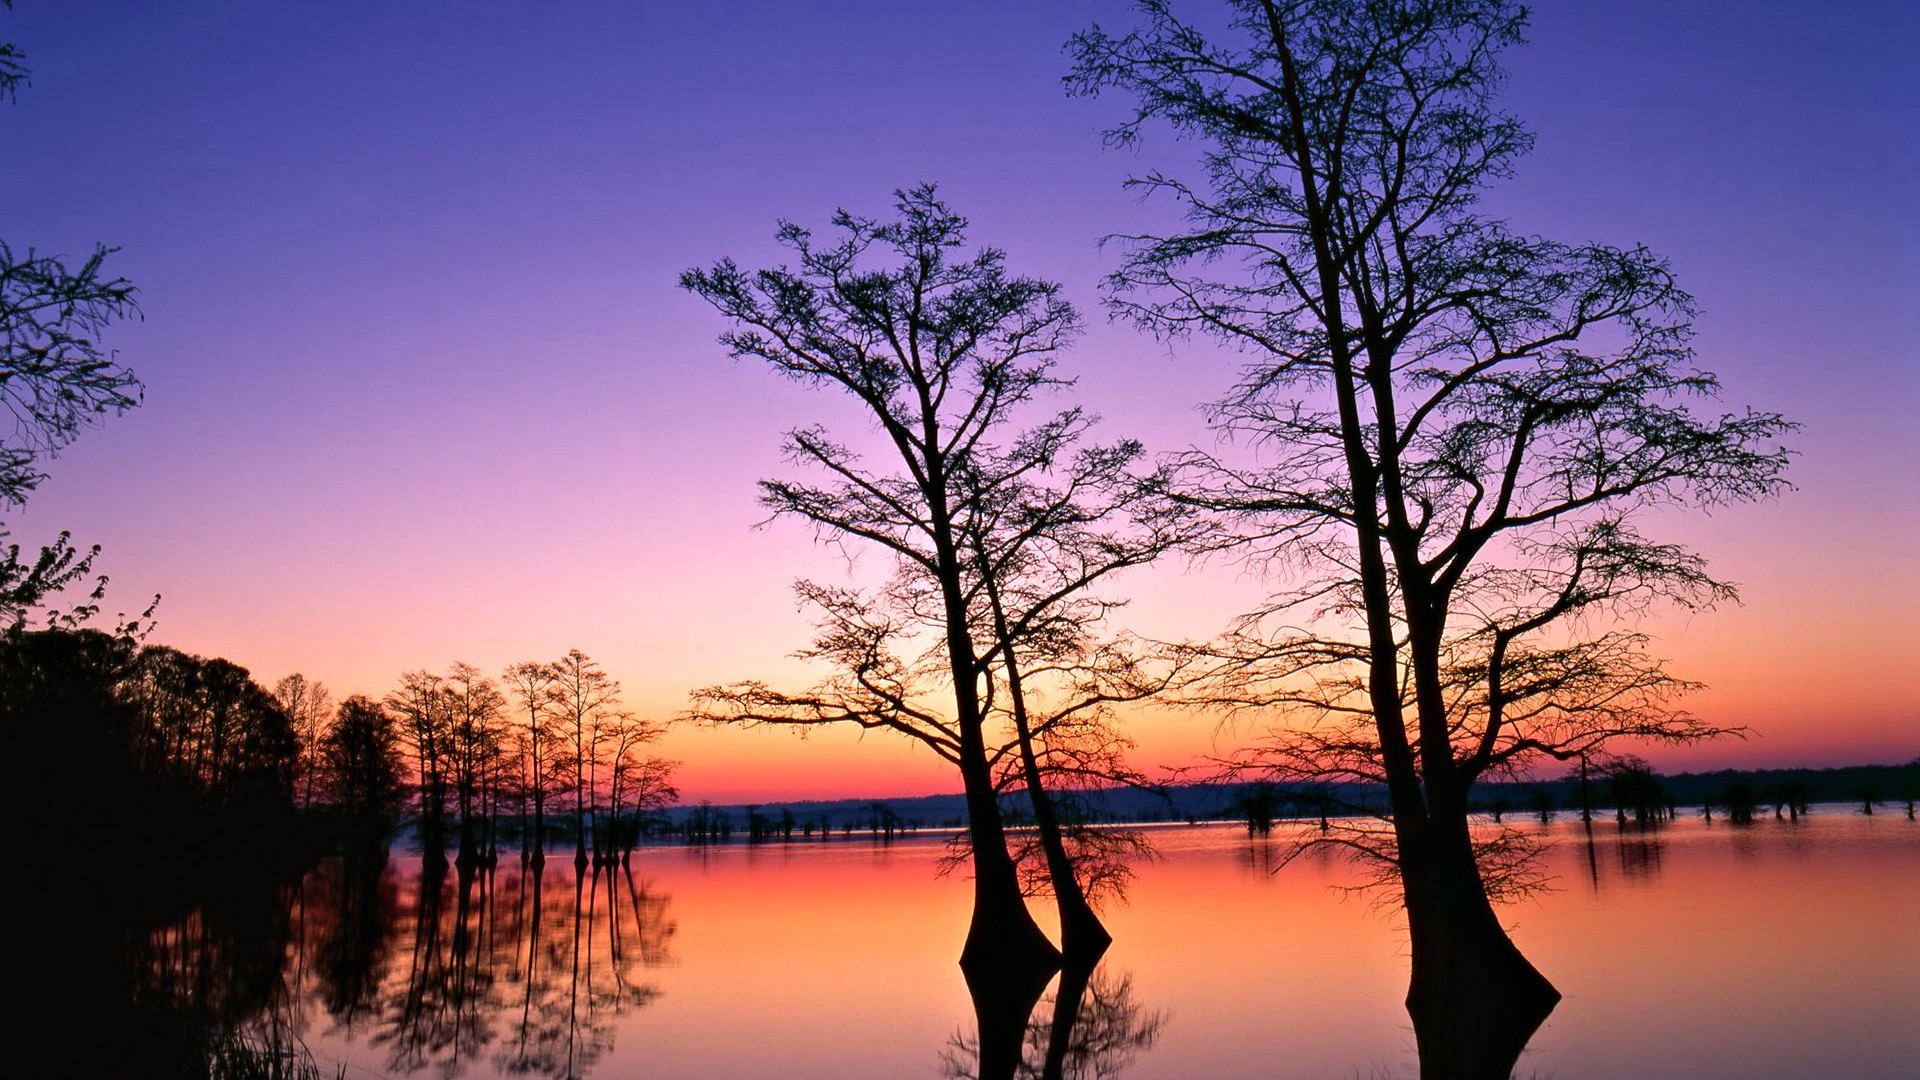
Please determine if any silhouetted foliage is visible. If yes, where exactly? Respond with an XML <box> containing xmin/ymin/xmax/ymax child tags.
<box><xmin>324</xmin><ymin>695</ymin><xmax>406</xmax><ymax>834</ymax></box>
<box><xmin>1069</xmin><ymin>1</ymin><xmax>1792</xmax><ymax>1074</ymax></box>
<box><xmin>505</xmin><ymin>659</ymin><xmax>566</xmax><ymax>859</ymax></box>
<box><xmin>550</xmin><ymin>649</ymin><xmax>625</xmax><ymax>864</ymax></box>
<box><xmin>952</xmin><ymin>433</ymin><xmax>1201</xmax><ymax>956</ymax></box>
<box><xmin>1717</xmin><ymin>780</ymin><xmax>1759</xmax><ymax>824</ymax></box>
<box><xmin>1606</xmin><ymin>756</ymin><xmax>1669</xmax><ymax>826</ymax></box>
<box><xmin>273</xmin><ymin>674</ymin><xmax>333</xmax><ymax>811</ymax></box>
<box><xmin>1</xmin><ymin>9</ymin><xmax>146</xmax><ymax>628</ymax></box>
<box><xmin>3</xmin><ymin>627</ymin><xmax>303</xmax><ymax>871</ymax></box>
<box><xmin>386</xmin><ymin>669</ymin><xmax>456</xmax><ymax>852</ymax></box>
<box><xmin>376</xmin><ymin>653</ymin><xmax>671</xmax><ymax>866</ymax></box>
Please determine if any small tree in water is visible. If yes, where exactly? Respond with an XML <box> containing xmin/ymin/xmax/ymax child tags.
<box><xmin>1069</xmin><ymin>2</ymin><xmax>1793</xmax><ymax>1075</ymax></box>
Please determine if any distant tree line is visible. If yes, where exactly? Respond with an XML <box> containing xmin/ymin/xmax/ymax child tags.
<box><xmin>372</xmin><ymin>649</ymin><xmax>677</xmax><ymax>869</ymax></box>
<box><xmin>663</xmin><ymin>757</ymin><xmax>1918</xmax><ymax>839</ymax></box>
<box><xmin>1</xmin><ymin>627</ymin><xmax>305</xmax><ymax>871</ymax></box>
<box><xmin>0</xmin><ymin>625</ymin><xmax>680</xmax><ymax>875</ymax></box>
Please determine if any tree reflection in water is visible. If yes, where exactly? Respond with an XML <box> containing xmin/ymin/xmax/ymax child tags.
<box><xmin>124</xmin><ymin>861</ymin><xmax>318</xmax><ymax>1078</ymax></box>
<box><xmin>942</xmin><ymin>963</ymin><xmax>1168</xmax><ymax>1080</ymax></box>
<box><xmin>128</xmin><ymin>849</ymin><xmax>674</xmax><ymax>1079</ymax></box>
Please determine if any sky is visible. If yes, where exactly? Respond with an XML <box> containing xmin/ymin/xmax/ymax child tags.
<box><xmin>6</xmin><ymin>1</ymin><xmax>1916</xmax><ymax>802</ymax></box>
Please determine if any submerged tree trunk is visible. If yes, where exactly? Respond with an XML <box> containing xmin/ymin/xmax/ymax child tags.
<box><xmin>941</xmin><ymin>511</ymin><xmax>1060</xmax><ymax>981</ymax></box>
<box><xmin>962</xmin><ymin>946</ymin><xmax>1055</xmax><ymax>1080</ymax></box>
<box><xmin>1396</xmin><ymin>807</ymin><xmax>1560</xmax><ymax>1080</ymax></box>
<box><xmin>1016</xmin><ymin>738</ymin><xmax>1110</xmax><ymax>962</ymax></box>
<box><xmin>1039</xmin><ymin>954</ymin><xmax>1099</xmax><ymax>1080</ymax></box>
<box><xmin>956</xmin><ymin>726</ymin><xmax>1062</xmax><ymax>984</ymax></box>
<box><xmin>985</xmin><ymin>580</ymin><xmax>1112</xmax><ymax>962</ymax></box>
<box><xmin>1007</xmin><ymin>677</ymin><xmax>1110</xmax><ymax>961</ymax></box>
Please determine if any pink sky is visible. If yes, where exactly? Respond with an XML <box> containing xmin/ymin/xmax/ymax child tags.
<box><xmin>7</xmin><ymin>2</ymin><xmax>1914</xmax><ymax>802</ymax></box>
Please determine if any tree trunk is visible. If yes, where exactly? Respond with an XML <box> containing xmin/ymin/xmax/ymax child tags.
<box><xmin>1026</xmin><ymin>778</ymin><xmax>1111</xmax><ymax>962</ymax></box>
<box><xmin>1397</xmin><ymin>812</ymin><xmax>1560</xmax><ymax>1080</ymax></box>
<box><xmin>956</xmin><ymin>731</ymin><xmax>1062</xmax><ymax>985</ymax></box>
<box><xmin>988</xmin><ymin>590</ymin><xmax>1111</xmax><ymax>962</ymax></box>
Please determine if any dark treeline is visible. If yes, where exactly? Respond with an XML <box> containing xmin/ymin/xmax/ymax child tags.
<box><xmin>2</xmin><ymin>627</ymin><xmax>313</xmax><ymax>878</ymax></box>
<box><xmin>1638</xmin><ymin>762</ymin><xmax>1919</xmax><ymax>811</ymax></box>
<box><xmin>667</xmin><ymin>799</ymin><xmax>933</xmax><ymax>844</ymax></box>
<box><xmin>0</xmin><ymin>623</ymin><xmax>685</xmax><ymax>872</ymax></box>
<box><xmin>2</xmin><ymin>624</ymin><xmax>682</xmax><ymax>1076</ymax></box>
<box><xmin>663</xmin><ymin>758</ymin><xmax>1919</xmax><ymax>840</ymax></box>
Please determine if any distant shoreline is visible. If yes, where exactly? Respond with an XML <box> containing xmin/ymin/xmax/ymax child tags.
<box><xmin>653</xmin><ymin>759</ymin><xmax>1918</xmax><ymax>834</ymax></box>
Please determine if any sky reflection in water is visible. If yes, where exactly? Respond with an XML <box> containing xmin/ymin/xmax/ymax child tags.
<box><xmin>186</xmin><ymin>810</ymin><xmax>1918</xmax><ymax>1078</ymax></box>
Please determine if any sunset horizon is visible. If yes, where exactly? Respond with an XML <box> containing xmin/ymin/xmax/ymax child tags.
<box><xmin>8</xmin><ymin>3</ymin><xmax>1915</xmax><ymax>1077</ymax></box>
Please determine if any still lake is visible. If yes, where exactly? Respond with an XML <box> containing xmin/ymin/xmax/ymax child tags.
<box><xmin>159</xmin><ymin>808</ymin><xmax>1916</xmax><ymax>1078</ymax></box>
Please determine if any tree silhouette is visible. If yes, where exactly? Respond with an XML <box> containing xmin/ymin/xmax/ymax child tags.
<box><xmin>506</xmin><ymin>659</ymin><xmax>565</xmax><ymax>862</ymax></box>
<box><xmin>604</xmin><ymin>716</ymin><xmax>676</xmax><ymax>858</ymax></box>
<box><xmin>1070</xmin><ymin>2</ymin><xmax>1793</xmax><ymax>1075</ymax></box>
<box><xmin>387</xmin><ymin>669</ymin><xmax>456</xmax><ymax>854</ymax></box>
<box><xmin>1</xmin><ymin>7</ymin><xmax>145</xmax><ymax>628</ymax></box>
<box><xmin>3</xmin><ymin>627</ymin><xmax>300</xmax><ymax>867</ymax></box>
<box><xmin>274</xmin><ymin>673</ymin><xmax>333</xmax><ymax>812</ymax></box>
<box><xmin>683</xmin><ymin>186</ymin><xmax>1084</xmax><ymax>983</ymax></box>
<box><xmin>949</xmin><ymin>430</ymin><xmax>1200</xmax><ymax>958</ymax></box>
<box><xmin>325</xmin><ymin>695</ymin><xmax>405</xmax><ymax>834</ymax></box>
<box><xmin>550</xmin><ymin>649</ymin><xmax>627</xmax><ymax>867</ymax></box>
<box><xmin>442</xmin><ymin>661</ymin><xmax>507</xmax><ymax>866</ymax></box>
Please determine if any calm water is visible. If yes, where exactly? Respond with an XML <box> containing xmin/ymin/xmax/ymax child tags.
<box><xmin>152</xmin><ymin>808</ymin><xmax>1917</xmax><ymax>1078</ymax></box>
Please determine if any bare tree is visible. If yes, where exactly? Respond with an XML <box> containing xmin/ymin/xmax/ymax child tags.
<box><xmin>443</xmin><ymin>662</ymin><xmax>507</xmax><ymax>866</ymax></box>
<box><xmin>505</xmin><ymin>659</ymin><xmax>564</xmax><ymax>862</ymax></box>
<box><xmin>274</xmin><ymin>673</ymin><xmax>334</xmax><ymax>811</ymax></box>
<box><xmin>604</xmin><ymin>714</ymin><xmax>675</xmax><ymax>859</ymax></box>
<box><xmin>949</xmin><ymin>440</ymin><xmax>1199</xmax><ymax>957</ymax></box>
<box><xmin>386</xmin><ymin>670</ymin><xmax>453</xmax><ymax>853</ymax></box>
<box><xmin>550</xmin><ymin>649</ymin><xmax>622</xmax><ymax>867</ymax></box>
<box><xmin>1069</xmin><ymin>2</ymin><xmax>1793</xmax><ymax>1074</ymax></box>
<box><xmin>682</xmin><ymin>186</ymin><xmax>1083</xmax><ymax>982</ymax></box>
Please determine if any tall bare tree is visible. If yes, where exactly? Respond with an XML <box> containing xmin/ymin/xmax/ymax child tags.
<box><xmin>1069</xmin><ymin>2</ymin><xmax>1793</xmax><ymax>1074</ymax></box>
<box><xmin>949</xmin><ymin>438</ymin><xmax>1200</xmax><ymax>958</ymax></box>
<box><xmin>682</xmin><ymin>186</ymin><xmax>1084</xmax><ymax>982</ymax></box>
<box><xmin>505</xmin><ymin>659</ymin><xmax>563</xmax><ymax>862</ymax></box>
<box><xmin>274</xmin><ymin>673</ymin><xmax>333</xmax><ymax>811</ymax></box>
<box><xmin>443</xmin><ymin>662</ymin><xmax>507</xmax><ymax>865</ymax></box>
<box><xmin>386</xmin><ymin>670</ymin><xmax>453</xmax><ymax>853</ymax></box>
<box><xmin>550</xmin><ymin>649</ymin><xmax>622</xmax><ymax>867</ymax></box>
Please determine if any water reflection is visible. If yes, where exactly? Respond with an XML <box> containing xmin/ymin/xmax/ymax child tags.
<box><xmin>1576</xmin><ymin>821</ymin><xmax>1671</xmax><ymax>894</ymax></box>
<box><xmin>306</xmin><ymin>844</ymin><xmax>398</xmax><ymax>1026</ymax></box>
<box><xmin>124</xmin><ymin>848</ymin><xmax>675</xmax><ymax>1079</ymax></box>
<box><xmin>1612</xmin><ymin>830</ymin><xmax>1666</xmax><ymax>881</ymax></box>
<box><xmin>942</xmin><ymin>962</ymin><xmax>1167</xmax><ymax>1080</ymax></box>
<box><xmin>125</xmin><ymin>861</ymin><xmax>315</xmax><ymax>1077</ymax></box>
<box><xmin>106</xmin><ymin>812</ymin><xmax>1916</xmax><ymax>1079</ymax></box>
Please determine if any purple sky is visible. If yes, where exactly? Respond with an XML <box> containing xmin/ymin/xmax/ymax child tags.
<box><xmin>6</xmin><ymin>1</ymin><xmax>1915</xmax><ymax>800</ymax></box>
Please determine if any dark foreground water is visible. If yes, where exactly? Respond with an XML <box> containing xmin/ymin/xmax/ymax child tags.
<box><xmin>137</xmin><ymin>808</ymin><xmax>1916</xmax><ymax>1078</ymax></box>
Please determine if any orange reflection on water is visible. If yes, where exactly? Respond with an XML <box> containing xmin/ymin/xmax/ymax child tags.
<box><xmin>190</xmin><ymin>809</ymin><xmax>1919</xmax><ymax>1078</ymax></box>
